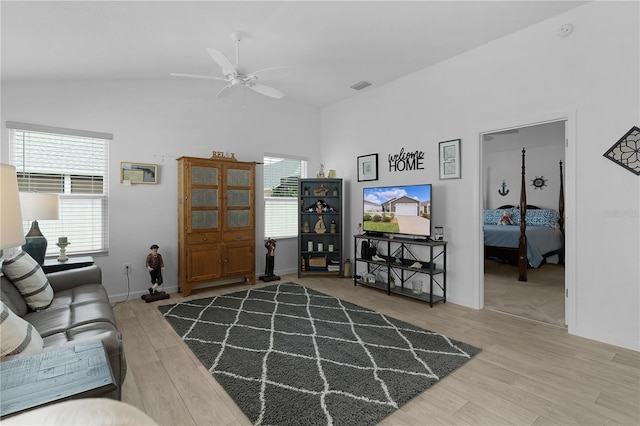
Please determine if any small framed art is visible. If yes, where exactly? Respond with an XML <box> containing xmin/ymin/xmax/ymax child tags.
<box><xmin>357</xmin><ymin>153</ymin><xmax>379</xmax><ymax>182</ymax></box>
<box><xmin>439</xmin><ymin>139</ymin><xmax>461</xmax><ymax>180</ymax></box>
<box><xmin>121</xmin><ymin>162</ymin><xmax>158</xmax><ymax>184</ymax></box>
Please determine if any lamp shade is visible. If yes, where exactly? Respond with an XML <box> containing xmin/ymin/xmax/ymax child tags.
<box><xmin>19</xmin><ymin>192</ymin><xmax>59</xmax><ymax>221</ymax></box>
<box><xmin>0</xmin><ymin>164</ymin><xmax>26</xmax><ymax>250</ymax></box>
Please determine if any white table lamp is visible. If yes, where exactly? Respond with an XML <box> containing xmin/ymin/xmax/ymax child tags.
<box><xmin>0</xmin><ymin>165</ymin><xmax>26</xmax><ymax>255</ymax></box>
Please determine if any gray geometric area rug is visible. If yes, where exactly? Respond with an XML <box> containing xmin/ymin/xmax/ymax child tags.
<box><xmin>159</xmin><ymin>282</ymin><xmax>481</xmax><ymax>426</ymax></box>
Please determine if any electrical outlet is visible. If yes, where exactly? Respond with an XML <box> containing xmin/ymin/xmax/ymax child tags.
<box><xmin>123</xmin><ymin>263</ymin><xmax>132</xmax><ymax>275</ymax></box>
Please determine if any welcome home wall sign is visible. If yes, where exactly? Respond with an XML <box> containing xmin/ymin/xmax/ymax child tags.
<box><xmin>388</xmin><ymin>147</ymin><xmax>425</xmax><ymax>172</ymax></box>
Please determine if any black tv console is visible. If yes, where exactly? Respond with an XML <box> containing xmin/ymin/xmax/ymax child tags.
<box><xmin>353</xmin><ymin>234</ymin><xmax>447</xmax><ymax>307</ymax></box>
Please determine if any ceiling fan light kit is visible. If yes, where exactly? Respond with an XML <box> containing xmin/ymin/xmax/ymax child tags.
<box><xmin>171</xmin><ymin>32</ymin><xmax>289</xmax><ymax>100</ymax></box>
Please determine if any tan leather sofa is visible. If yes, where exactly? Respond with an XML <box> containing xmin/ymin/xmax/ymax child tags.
<box><xmin>0</xmin><ymin>265</ymin><xmax>126</xmax><ymax>400</ymax></box>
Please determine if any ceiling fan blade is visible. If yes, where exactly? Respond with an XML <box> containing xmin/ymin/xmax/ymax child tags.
<box><xmin>216</xmin><ymin>84</ymin><xmax>233</xmax><ymax>98</ymax></box>
<box><xmin>247</xmin><ymin>66</ymin><xmax>292</xmax><ymax>82</ymax></box>
<box><xmin>207</xmin><ymin>48</ymin><xmax>236</xmax><ymax>76</ymax></box>
<box><xmin>170</xmin><ymin>73</ymin><xmax>223</xmax><ymax>80</ymax></box>
<box><xmin>249</xmin><ymin>84</ymin><xmax>284</xmax><ymax>99</ymax></box>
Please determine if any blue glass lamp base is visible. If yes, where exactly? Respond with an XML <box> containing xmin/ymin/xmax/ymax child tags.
<box><xmin>22</xmin><ymin>220</ymin><xmax>48</xmax><ymax>265</ymax></box>
<box><xmin>22</xmin><ymin>236</ymin><xmax>48</xmax><ymax>265</ymax></box>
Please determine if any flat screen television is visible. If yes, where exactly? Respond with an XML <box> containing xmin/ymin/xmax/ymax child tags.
<box><xmin>362</xmin><ymin>184</ymin><xmax>432</xmax><ymax>238</ymax></box>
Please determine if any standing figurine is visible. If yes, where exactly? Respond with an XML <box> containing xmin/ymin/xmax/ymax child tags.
<box><xmin>146</xmin><ymin>244</ymin><xmax>165</xmax><ymax>294</ymax></box>
<box><xmin>259</xmin><ymin>238</ymin><xmax>281</xmax><ymax>282</ymax></box>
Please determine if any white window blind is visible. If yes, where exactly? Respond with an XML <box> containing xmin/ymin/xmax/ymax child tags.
<box><xmin>263</xmin><ymin>156</ymin><xmax>307</xmax><ymax>239</ymax></box>
<box><xmin>8</xmin><ymin>122</ymin><xmax>111</xmax><ymax>256</ymax></box>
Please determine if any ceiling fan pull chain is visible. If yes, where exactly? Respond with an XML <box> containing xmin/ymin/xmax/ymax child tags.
<box><xmin>231</xmin><ymin>31</ymin><xmax>241</xmax><ymax>68</ymax></box>
<box><xmin>235</xmin><ymin>39</ymin><xmax>240</xmax><ymax>68</ymax></box>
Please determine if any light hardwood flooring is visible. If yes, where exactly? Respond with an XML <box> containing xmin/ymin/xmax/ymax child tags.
<box><xmin>113</xmin><ymin>274</ymin><xmax>640</xmax><ymax>425</ymax></box>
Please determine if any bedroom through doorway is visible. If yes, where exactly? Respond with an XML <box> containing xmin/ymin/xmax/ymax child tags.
<box><xmin>481</xmin><ymin>120</ymin><xmax>567</xmax><ymax>327</ymax></box>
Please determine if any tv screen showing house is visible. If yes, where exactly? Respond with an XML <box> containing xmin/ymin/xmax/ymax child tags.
<box><xmin>362</xmin><ymin>184</ymin><xmax>432</xmax><ymax>237</ymax></box>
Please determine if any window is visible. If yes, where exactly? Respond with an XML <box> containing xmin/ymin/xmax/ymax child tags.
<box><xmin>8</xmin><ymin>122</ymin><xmax>111</xmax><ymax>256</ymax></box>
<box><xmin>263</xmin><ymin>155</ymin><xmax>307</xmax><ymax>239</ymax></box>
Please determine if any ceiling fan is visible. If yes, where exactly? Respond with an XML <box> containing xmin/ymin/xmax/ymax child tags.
<box><xmin>170</xmin><ymin>32</ymin><xmax>291</xmax><ymax>99</ymax></box>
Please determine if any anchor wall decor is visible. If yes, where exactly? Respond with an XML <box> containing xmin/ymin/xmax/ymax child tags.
<box><xmin>498</xmin><ymin>180</ymin><xmax>509</xmax><ymax>196</ymax></box>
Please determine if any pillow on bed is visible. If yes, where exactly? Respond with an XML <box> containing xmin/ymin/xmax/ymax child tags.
<box><xmin>484</xmin><ymin>209</ymin><xmax>509</xmax><ymax>225</ymax></box>
<box><xmin>526</xmin><ymin>209</ymin><xmax>560</xmax><ymax>228</ymax></box>
<box><xmin>511</xmin><ymin>209</ymin><xmax>559</xmax><ymax>228</ymax></box>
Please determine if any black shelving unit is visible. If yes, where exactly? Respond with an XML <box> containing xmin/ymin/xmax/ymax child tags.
<box><xmin>298</xmin><ymin>178</ymin><xmax>343</xmax><ymax>277</ymax></box>
<box><xmin>353</xmin><ymin>234</ymin><xmax>447</xmax><ymax>307</ymax></box>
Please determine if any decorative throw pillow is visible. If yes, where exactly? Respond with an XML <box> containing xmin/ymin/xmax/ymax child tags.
<box><xmin>510</xmin><ymin>209</ymin><xmax>559</xmax><ymax>228</ymax></box>
<box><xmin>1</xmin><ymin>251</ymin><xmax>54</xmax><ymax>310</ymax></box>
<box><xmin>510</xmin><ymin>208</ymin><xmax>521</xmax><ymax>224</ymax></box>
<box><xmin>526</xmin><ymin>209</ymin><xmax>560</xmax><ymax>228</ymax></box>
<box><xmin>484</xmin><ymin>209</ymin><xmax>505</xmax><ymax>225</ymax></box>
<box><xmin>1</xmin><ymin>301</ymin><xmax>44</xmax><ymax>357</ymax></box>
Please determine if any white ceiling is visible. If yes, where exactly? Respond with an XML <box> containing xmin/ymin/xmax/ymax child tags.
<box><xmin>483</xmin><ymin>121</ymin><xmax>566</xmax><ymax>153</ymax></box>
<box><xmin>1</xmin><ymin>1</ymin><xmax>587</xmax><ymax>108</ymax></box>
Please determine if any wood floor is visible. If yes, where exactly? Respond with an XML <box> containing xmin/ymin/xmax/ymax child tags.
<box><xmin>113</xmin><ymin>274</ymin><xmax>640</xmax><ymax>425</ymax></box>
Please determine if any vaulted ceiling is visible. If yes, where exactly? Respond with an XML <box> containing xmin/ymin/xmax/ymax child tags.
<box><xmin>1</xmin><ymin>1</ymin><xmax>587</xmax><ymax>107</ymax></box>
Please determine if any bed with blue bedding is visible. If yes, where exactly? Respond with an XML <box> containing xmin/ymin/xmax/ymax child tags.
<box><xmin>483</xmin><ymin>149</ymin><xmax>564</xmax><ymax>281</ymax></box>
<box><xmin>484</xmin><ymin>208</ymin><xmax>564</xmax><ymax>268</ymax></box>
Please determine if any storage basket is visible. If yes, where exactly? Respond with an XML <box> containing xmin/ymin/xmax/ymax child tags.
<box><xmin>308</xmin><ymin>256</ymin><xmax>327</xmax><ymax>268</ymax></box>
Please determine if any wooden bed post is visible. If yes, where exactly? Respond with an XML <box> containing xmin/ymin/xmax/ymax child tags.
<box><xmin>518</xmin><ymin>148</ymin><xmax>528</xmax><ymax>281</ymax></box>
<box><xmin>558</xmin><ymin>161</ymin><xmax>565</xmax><ymax>265</ymax></box>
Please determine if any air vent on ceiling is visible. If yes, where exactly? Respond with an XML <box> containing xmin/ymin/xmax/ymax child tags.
<box><xmin>350</xmin><ymin>81</ymin><xmax>372</xmax><ymax>91</ymax></box>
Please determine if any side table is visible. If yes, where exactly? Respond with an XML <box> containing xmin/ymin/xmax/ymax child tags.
<box><xmin>42</xmin><ymin>256</ymin><xmax>94</xmax><ymax>274</ymax></box>
<box><xmin>0</xmin><ymin>341</ymin><xmax>116</xmax><ymax>418</ymax></box>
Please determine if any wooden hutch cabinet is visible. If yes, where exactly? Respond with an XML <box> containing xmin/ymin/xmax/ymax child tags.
<box><xmin>177</xmin><ymin>156</ymin><xmax>256</xmax><ymax>296</ymax></box>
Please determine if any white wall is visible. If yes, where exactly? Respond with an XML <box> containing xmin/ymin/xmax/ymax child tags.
<box><xmin>484</xmin><ymin>144</ymin><xmax>565</xmax><ymax>210</ymax></box>
<box><xmin>483</xmin><ymin>122</ymin><xmax>565</xmax><ymax>210</ymax></box>
<box><xmin>321</xmin><ymin>2</ymin><xmax>639</xmax><ymax>351</ymax></box>
<box><xmin>1</xmin><ymin>80</ymin><xmax>321</xmax><ymax>298</ymax></box>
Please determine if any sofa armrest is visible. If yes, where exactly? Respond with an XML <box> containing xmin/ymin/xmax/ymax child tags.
<box><xmin>46</xmin><ymin>265</ymin><xmax>102</xmax><ymax>292</ymax></box>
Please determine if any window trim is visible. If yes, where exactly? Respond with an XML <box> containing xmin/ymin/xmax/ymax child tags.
<box><xmin>8</xmin><ymin>122</ymin><xmax>111</xmax><ymax>257</ymax></box>
<box><xmin>6</xmin><ymin>121</ymin><xmax>113</xmax><ymax>140</ymax></box>
<box><xmin>263</xmin><ymin>154</ymin><xmax>307</xmax><ymax>240</ymax></box>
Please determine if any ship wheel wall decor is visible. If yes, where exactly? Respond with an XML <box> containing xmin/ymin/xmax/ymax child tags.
<box><xmin>531</xmin><ymin>176</ymin><xmax>547</xmax><ymax>190</ymax></box>
<box><xmin>603</xmin><ymin>126</ymin><xmax>640</xmax><ymax>175</ymax></box>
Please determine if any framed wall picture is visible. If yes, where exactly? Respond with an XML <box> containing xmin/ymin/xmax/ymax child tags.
<box><xmin>439</xmin><ymin>139</ymin><xmax>461</xmax><ymax>180</ymax></box>
<box><xmin>121</xmin><ymin>162</ymin><xmax>158</xmax><ymax>184</ymax></box>
<box><xmin>357</xmin><ymin>153</ymin><xmax>379</xmax><ymax>182</ymax></box>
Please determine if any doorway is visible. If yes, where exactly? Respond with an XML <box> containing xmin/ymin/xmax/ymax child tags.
<box><xmin>481</xmin><ymin>121</ymin><xmax>567</xmax><ymax>327</ymax></box>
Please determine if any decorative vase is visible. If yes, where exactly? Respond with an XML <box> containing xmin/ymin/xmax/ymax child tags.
<box><xmin>314</xmin><ymin>216</ymin><xmax>326</xmax><ymax>233</ymax></box>
<box><xmin>343</xmin><ymin>259</ymin><xmax>352</xmax><ymax>277</ymax></box>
